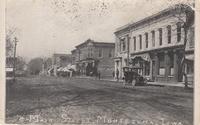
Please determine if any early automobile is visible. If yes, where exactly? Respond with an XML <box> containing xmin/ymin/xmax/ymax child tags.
<box><xmin>123</xmin><ymin>66</ymin><xmax>147</xmax><ymax>86</ymax></box>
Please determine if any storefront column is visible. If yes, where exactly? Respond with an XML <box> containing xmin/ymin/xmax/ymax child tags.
<box><xmin>155</xmin><ymin>53</ymin><xmax>159</xmax><ymax>81</ymax></box>
<box><xmin>173</xmin><ymin>50</ymin><xmax>179</xmax><ymax>82</ymax></box>
<box><xmin>164</xmin><ymin>51</ymin><xmax>170</xmax><ymax>81</ymax></box>
<box><xmin>114</xmin><ymin>60</ymin><xmax>118</xmax><ymax>78</ymax></box>
<box><xmin>150</xmin><ymin>60</ymin><xmax>153</xmax><ymax>80</ymax></box>
<box><xmin>120</xmin><ymin>59</ymin><xmax>123</xmax><ymax>78</ymax></box>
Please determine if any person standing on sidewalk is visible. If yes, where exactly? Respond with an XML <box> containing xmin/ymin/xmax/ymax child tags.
<box><xmin>116</xmin><ymin>69</ymin><xmax>119</xmax><ymax>82</ymax></box>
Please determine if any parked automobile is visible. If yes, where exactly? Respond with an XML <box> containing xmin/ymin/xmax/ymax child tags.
<box><xmin>123</xmin><ymin>66</ymin><xmax>147</xmax><ymax>86</ymax></box>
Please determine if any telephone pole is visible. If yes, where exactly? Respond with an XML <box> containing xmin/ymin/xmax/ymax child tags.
<box><xmin>13</xmin><ymin>37</ymin><xmax>18</xmax><ymax>83</ymax></box>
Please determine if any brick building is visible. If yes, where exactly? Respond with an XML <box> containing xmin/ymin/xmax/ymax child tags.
<box><xmin>71</xmin><ymin>39</ymin><xmax>115</xmax><ymax>78</ymax></box>
<box><xmin>114</xmin><ymin>4</ymin><xmax>194</xmax><ymax>82</ymax></box>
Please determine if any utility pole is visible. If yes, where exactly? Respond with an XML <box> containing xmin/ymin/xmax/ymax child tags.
<box><xmin>13</xmin><ymin>37</ymin><xmax>18</xmax><ymax>83</ymax></box>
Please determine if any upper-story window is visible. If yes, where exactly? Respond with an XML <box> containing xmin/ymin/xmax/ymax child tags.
<box><xmin>139</xmin><ymin>35</ymin><xmax>142</xmax><ymax>50</ymax></box>
<box><xmin>120</xmin><ymin>38</ymin><xmax>126</xmax><ymax>52</ymax></box>
<box><xmin>122</xmin><ymin>41</ymin><xmax>126</xmax><ymax>51</ymax></box>
<box><xmin>167</xmin><ymin>25</ymin><xmax>171</xmax><ymax>44</ymax></box>
<box><xmin>109</xmin><ymin>49</ymin><xmax>112</xmax><ymax>57</ymax></box>
<box><xmin>133</xmin><ymin>37</ymin><xmax>136</xmax><ymax>51</ymax></box>
<box><xmin>145</xmin><ymin>33</ymin><xmax>148</xmax><ymax>48</ymax></box>
<box><xmin>177</xmin><ymin>22</ymin><xmax>182</xmax><ymax>42</ymax></box>
<box><xmin>151</xmin><ymin>30</ymin><xmax>155</xmax><ymax>47</ymax></box>
<box><xmin>159</xmin><ymin>28</ymin><xmax>163</xmax><ymax>46</ymax></box>
<box><xmin>98</xmin><ymin>48</ymin><xmax>102</xmax><ymax>57</ymax></box>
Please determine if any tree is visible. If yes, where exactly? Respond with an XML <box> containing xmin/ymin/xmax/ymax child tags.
<box><xmin>172</xmin><ymin>4</ymin><xmax>194</xmax><ymax>88</ymax></box>
<box><xmin>6</xmin><ymin>28</ymin><xmax>17</xmax><ymax>57</ymax></box>
<box><xmin>16</xmin><ymin>56</ymin><xmax>26</xmax><ymax>71</ymax></box>
<box><xmin>28</xmin><ymin>58</ymin><xmax>43</xmax><ymax>75</ymax></box>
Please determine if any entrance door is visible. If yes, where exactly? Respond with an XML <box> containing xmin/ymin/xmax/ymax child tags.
<box><xmin>152</xmin><ymin>60</ymin><xmax>155</xmax><ymax>81</ymax></box>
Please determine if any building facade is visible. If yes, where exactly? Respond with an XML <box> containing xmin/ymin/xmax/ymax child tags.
<box><xmin>71</xmin><ymin>39</ymin><xmax>115</xmax><ymax>78</ymax></box>
<box><xmin>114</xmin><ymin>4</ymin><xmax>194</xmax><ymax>82</ymax></box>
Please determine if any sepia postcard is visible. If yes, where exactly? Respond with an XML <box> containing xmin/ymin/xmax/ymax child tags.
<box><xmin>0</xmin><ymin>0</ymin><xmax>200</xmax><ymax>125</ymax></box>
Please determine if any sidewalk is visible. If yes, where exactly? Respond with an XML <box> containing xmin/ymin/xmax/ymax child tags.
<box><xmin>147</xmin><ymin>81</ymin><xmax>185</xmax><ymax>87</ymax></box>
<box><xmin>74</xmin><ymin>76</ymin><xmax>193</xmax><ymax>88</ymax></box>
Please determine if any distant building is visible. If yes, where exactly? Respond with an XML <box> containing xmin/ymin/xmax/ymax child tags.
<box><xmin>6</xmin><ymin>57</ymin><xmax>14</xmax><ymax>78</ymax></box>
<box><xmin>114</xmin><ymin>4</ymin><xmax>194</xmax><ymax>83</ymax></box>
<box><xmin>71</xmin><ymin>39</ymin><xmax>115</xmax><ymax>78</ymax></box>
<box><xmin>52</xmin><ymin>53</ymin><xmax>72</xmax><ymax>76</ymax></box>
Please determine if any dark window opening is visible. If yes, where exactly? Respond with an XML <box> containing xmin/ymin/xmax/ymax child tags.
<box><xmin>167</xmin><ymin>25</ymin><xmax>171</xmax><ymax>44</ymax></box>
<box><xmin>133</xmin><ymin>37</ymin><xmax>136</xmax><ymax>51</ymax></box>
<box><xmin>151</xmin><ymin>30</ymin><xmax>155</xmax><ymax>47</ymax></box>
<box><xmin>159</xmin><ymin>28</ymin><xmax>162</xmax><ymax>45</ymax></box>
<box><xmin>139</xmin><ymin>35</ymin><xmax>142</xmax><ymax>50</ymax></box>
<box><xmin>145</xmin><ymin>33</ymin><xmax>148</xmax><ymax>48</ymax></box>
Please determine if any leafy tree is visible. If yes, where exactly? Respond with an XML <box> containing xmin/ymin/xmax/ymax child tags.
<box><xmin>172</xmin><ymin>4</ymin><xmax>194</xmax><ymax>88</ymax></box>
<box><xmin>28</xmin><ymin>57</ymin><xmax>43</xmax><ymax>75</ymax></box>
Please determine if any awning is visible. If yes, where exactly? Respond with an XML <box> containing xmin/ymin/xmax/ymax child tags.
<box><xmin>185</xmin><ymin>54</ymin><xmax>194</xmax><ymax>61</ymax></box>
<box><xmin>131</xmin><ymin>53</ymin><xmax>151</xmax><ymax>62</ymax></box>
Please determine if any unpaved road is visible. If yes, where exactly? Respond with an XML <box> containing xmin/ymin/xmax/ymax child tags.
<box><xmin>6</xmin><ymin>76</ymin><xmax>193</xmax><ymax>125</ymax></box>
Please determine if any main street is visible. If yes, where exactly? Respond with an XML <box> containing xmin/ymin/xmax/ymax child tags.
<box><xmin>6</xmin><ymin>76</ymin><xmax>193</xmax><ymax>125</ymax></box>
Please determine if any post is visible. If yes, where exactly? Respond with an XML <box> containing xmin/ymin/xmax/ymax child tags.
<box><xmin>13</xmin><ymin>37</ymin><xmax>18</xmax><ymax>83</ymax></box>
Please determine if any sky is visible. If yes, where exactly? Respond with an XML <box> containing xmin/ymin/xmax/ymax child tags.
<box><xmin>6</xmin><ymin>0</ymin><xmax>194</xmax><ymax>61</ymax></box>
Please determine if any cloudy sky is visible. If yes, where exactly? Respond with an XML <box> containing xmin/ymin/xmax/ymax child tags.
<box><xmin>6</xmin><ymin>0</ymin><xmax>193</xmax><ymax>60</ymax></box>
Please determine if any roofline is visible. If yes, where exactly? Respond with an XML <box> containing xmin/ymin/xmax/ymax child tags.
<box><xmin>75</xmin><ymin>39</ymin><xmax>114</xmax><ymax>48</ymax></box>
<box><xmin>114</xmin><ymin>4</ymin><xmax>191</xmax><ymax>35</ymax></box>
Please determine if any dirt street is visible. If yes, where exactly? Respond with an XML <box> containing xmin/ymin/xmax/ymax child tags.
<box><xmin>6</xmin><ymin>76</ymin><xmax>193</xmax><ymax>125</ymax></box>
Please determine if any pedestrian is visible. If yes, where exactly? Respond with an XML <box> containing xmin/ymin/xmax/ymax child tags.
<box><xmin>116</xmin><ymin>69</ymin><xmax>119</xmax><ymax>81</ymax></box>
<box><xmin>98</xmin><ymin>71</ymin><xmax>101</xmax><ymax>80</ymax></box>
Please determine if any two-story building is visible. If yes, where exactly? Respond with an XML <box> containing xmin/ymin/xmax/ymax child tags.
<box><xmin>71</xmin><ymin>39</ymin><xmax>115</xmax><ymax>78</ymax></box>
<box><xmin>114</xmin><ymin>4</ymin><xmax>194</xmax><ymax>83</ymax></box>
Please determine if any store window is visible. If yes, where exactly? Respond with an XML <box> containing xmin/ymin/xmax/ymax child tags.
<box><xmin>158</xmin><ymin>53</ymin><xmax>165</xmax><ymax>75</ymax></box>
<box><xmin>98</xmin><ymin>48</ymin><xmax>102</xmax><ymax>57</ymax></box>
<box><xmin>109</xmin><ymin>49</ymin><xmax>112</xmax><ymax>57</ymax></box>
<box><xmin>144</xmin><ymin>61</ymin><xmax>150</xmax><ymax>76</ymax></box>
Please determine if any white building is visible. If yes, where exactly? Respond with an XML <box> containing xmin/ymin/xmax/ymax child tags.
<box><xmin>114</xmin><ymin>4</ymin><xmax>194</xmax><ymax>83</ymax></box>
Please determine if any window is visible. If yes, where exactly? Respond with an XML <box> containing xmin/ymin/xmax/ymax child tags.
<box><xmin>151</xmin><ymin>30</ymin><xmax>155</xmax><ymax>47</ymax></box>
<box><xmin>145</xmin><ymin>33</ymin><xmax>148</xmax><ymax>48</ymax></box>
<box><xmin>98</xmin><ymin>48</ymin><xmax>102</xmax><ymax>57</ymax></box>
<box><xmin>109</xmin><ymin>49</ymin><xmax>112</xmax><ymax>57</ymax></box>
<box><xmin>159</xmin><ymin>28</ymin><xmax>162</xmax><ymax>46</ymax></box>
<box><xmin>144</xmin><ymin>61</ymin><xmax>150</xmax><ymax>76</ymax></box>
<box><xmin>186</xmin><ymin>61</ymin><xmax>194</xmax><ymax>74</ymax></box>
<box><xmin>122</xmin><ymin>41</ymin><xmax>126</xmax><ymax>51</ymax></box>
<box><xmin>158</xmin><ymin>53</ymin><xmax>165</xmax><ymax>75</ymax></box>
<box><xmin>133</xmin><ymin>37</ymin><xmax>136</xmax><ymax>51</ymax></box>
<box><xmin>177</xmin><ymin>22</ymin><xmax>182</xmax><ymax>42</ymax></box>
<box><xmin>167</xmin><ymin>25</ymin><xmax>171</xmax><ymax>44</ymax></box>
<box><xmin>139</xmin><ymin>35</ymin><xmax>142</xmax><ymax>50</ymax></box>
